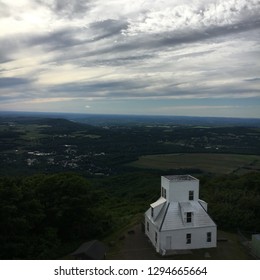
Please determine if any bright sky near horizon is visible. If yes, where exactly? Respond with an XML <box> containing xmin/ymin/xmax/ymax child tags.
<box><xmin>0</xmin><ymin>0</ymin><xmax>260</xmax><ymax>118</ymax></box>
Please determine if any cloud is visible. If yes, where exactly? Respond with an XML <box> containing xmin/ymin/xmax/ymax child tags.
<box><xmin>0</xmin><ymin>1</ymin><xmax>10</xmax><ymax>18</ymax></box>
<box><xmin>25</xmin><ymin>28</ymin><xmax>83</xmax><ymax>51</ymax></box>
<box><xmin>25</xmin><ymin>97</ymin><xmax>80</xmax><ymax>103</ymax></box>
<box><xmin>244</xmin><ymin>77</ymin><xmax>260</xmax><ymax>82</ymax></box>
<box><xmin>124</xmin><ymin>0</ymin><xmax>260</xmax><ymax>36</ymax></box>
<box><xmin>35</xmin><ymin>0</ymin><xmax>91</xmax><ymax>19</ymax></box>
<box><xmin>89</xmin><ymin>19</ymin><xmax>129</xmax><ymax>41</ymax></box>
<box><xmin>0</xmin><ymin>0</ymin><xmax>260</xmax><ymax>117</ymax></box>
<box><xmin>0</xmin><ymin>77</ymin><xmax>31</xmax><ymax>88</ymax></box>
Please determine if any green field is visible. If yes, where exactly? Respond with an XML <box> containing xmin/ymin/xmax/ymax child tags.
<box><xmin>128</xmin><ymin>153</ymin><xmax>260</xmax><ymax>174</ymax></box>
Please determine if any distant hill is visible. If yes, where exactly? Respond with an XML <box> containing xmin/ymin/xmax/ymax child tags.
<box><xmin>0</xmin><ymin>111</ymin><xmax>259</xmax><ymax>127</ymax></box>
<box><xmin>0</xmin><ymin>114</ymin><xmax>103</xmax><ymax>134</ymax></box>
<box><xmin>71</xmin><ymin>114</ymin><xmax>260</xmax><ymax>127</ymax></box>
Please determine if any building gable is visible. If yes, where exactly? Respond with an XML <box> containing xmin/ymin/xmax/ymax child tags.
<box><xmin>150</xmin><ymin>197</ymin><xmax>167</xmax><ymax>220</ymax></box>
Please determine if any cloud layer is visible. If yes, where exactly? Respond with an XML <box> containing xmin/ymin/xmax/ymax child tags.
<box><xmin>0</xmin><ymin>0</ymin><xmax>260</xmax><ymax>117</ymax></box>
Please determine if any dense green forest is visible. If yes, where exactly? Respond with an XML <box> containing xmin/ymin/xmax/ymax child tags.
<box><xmin>201</xmin><ymin>172</ymin><xmax>260</xmax><ymax>232</ymax></box>
<box><xmin>0</xmin><ymin>173</ymin><xmax>112</xmax><ymax>259</ymax></box>
<box><xmin>0</xmin><ymin>171</ymin><xmax>260</xmax><ymax>259</ymax></box>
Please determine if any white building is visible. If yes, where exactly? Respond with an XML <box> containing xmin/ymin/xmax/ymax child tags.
<box><xmin>145</xmin><ymin>175</ymin><xmax>217</xmax><ymax>255</ymax></box>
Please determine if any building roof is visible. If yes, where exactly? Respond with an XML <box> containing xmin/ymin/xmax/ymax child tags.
<box><xmin>163</xmin><ymin>175</ymin><xmax>198</xmax><ymax>181</ymax></box>
<box><xmin>148</xmin><ymin>201</ymin><xmax>216</xmax><ymax>231</ymax></box>
<box><xmin>150</xmin><ymin>197</ymin><xmax>166</xmax><ymax>208</ymax></box>
<box><xmin>71</xmin><ymin>240</ymin><xmax>107</xmax><ymax>260</ymax></box>
<box><xmin>179</xmin><ymin>201</ymin><xmax>194</xmax><ymax>212</ymax></box>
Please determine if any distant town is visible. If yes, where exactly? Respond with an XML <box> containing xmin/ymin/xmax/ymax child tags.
<box><xmin>1</xmin><ymin>113</ymin><xmax>260</xmax><ymax>176</ymax></box>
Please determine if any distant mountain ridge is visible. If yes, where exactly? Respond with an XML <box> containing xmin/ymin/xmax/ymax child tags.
<box><xmin>0</xmin><ymin>111</ymin><xmax>260</xmax><ymax>127</ymax></box>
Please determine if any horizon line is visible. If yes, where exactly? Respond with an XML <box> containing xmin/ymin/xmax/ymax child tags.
<box><xmin>0</xmin><ymin>110</ymin><xmax>260</xmax><ymax>121</ymax></box>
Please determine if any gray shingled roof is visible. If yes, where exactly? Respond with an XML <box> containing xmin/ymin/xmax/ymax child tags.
<box><xmin>162</xmin><ymin>201</ymin><xmax>216</xmax><ymax>231</ymax></box>
<box><xmin>147</xmin><ymin>201</ymin><xmax>216</xmax><ymax>232</ymax></box>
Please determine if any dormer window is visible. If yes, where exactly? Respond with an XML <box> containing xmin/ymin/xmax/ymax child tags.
<box><xmin>189</xmin><ymin>190</ymin><xmax>194</xmax><ymax>200</ymax></box>
<box><xmin>186</xmin><ymin>212</ymin><xmax>192</xmax><ymax>223</ymax></box>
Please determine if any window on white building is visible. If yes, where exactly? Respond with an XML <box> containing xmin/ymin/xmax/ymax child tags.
<box><xmin>161</xmin><ymin>187</ymin><xmax>166</xmax><ymax>199</ymax></box>
<box><xmin>147</xmin><ymin>222</ymin><xmax>149</xmax><ymax>232</ymax></box>
<box><xmin>155</xmin><ymin>232</ymin><xmax>158</xmax><ymax>243</ymax></box>
<box><xmin>186</xmin><ymin>233</ymin><xmax>191</xmax><ymax>244</ymax></box>
<box><xmin>189</xmin><ymin>190</ymin><xmax>194</xmax><ymax>200</ymax></box>
<box><xmin>186</xmin><ymin>212</ymin><xmax>192</xmax><ymax>223</ymax></box>
<box><xmin>207</xmin><ymin>232</ymin><xmax>212</xmax><ymax>242</ymax></box>
<box><xmin>151</xmin><ymin>207</ymin><xmax>154</xmax><ymax>218</ymax></box>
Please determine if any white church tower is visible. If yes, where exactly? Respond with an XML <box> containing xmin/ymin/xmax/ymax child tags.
<box><xmin>145</xmin><ymin>175</ymin><xmax>217</xmax><ymax>255</ymax></box>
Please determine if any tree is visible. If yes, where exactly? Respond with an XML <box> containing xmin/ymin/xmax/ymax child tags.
<box><xmin>0</xmin><ymin>173</ymin><xmax>113</xmax><ymax>259</ymax></box>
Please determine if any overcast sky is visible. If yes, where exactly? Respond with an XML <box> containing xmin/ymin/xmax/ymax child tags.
<box><xmin>0</xmin><ymin>0</ymin><xmax>260</xmax><ymax>118</ymax></box>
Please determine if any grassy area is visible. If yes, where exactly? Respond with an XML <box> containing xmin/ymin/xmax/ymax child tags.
<box><xmin>16</xmin><ymin>124</ymin><xmax>49</xmax><ymax>141</ymax></box>
<box><xmin>72</xmin><ymin>132</ymin><xmax>101</xmax><ymax>138</ymax></box>
<box><xmin>128</xmin><ymin>153</ymin><xmax>260</xmax><ymax>174</ymax></box>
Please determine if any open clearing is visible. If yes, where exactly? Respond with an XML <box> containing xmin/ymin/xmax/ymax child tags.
<box><xmin>128</xmin><ymin>153</ymin><xmax>260</xmax><ymax>174</ymax></box>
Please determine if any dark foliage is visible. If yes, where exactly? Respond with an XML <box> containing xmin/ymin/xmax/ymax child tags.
<box><xmin>0</xmin><ymin>171</ymin><xmax>259</xmax><ymax>259</ymax></box>
<box><xmin>200</xmin><ymin>172</ymin><xmax>260</xmax><ymax>232</ymax></box>
<box><xmin>0</xmin><ymin>173</ymin><xmax>112</xmax><ymax>259</ymax></box>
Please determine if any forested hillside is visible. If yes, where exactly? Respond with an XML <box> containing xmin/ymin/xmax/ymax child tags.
<box><xmin>0</xmin><ymin>174</ymin><xmax>112</xmax><ymax>259</ymax></box>
<box><xmin>0</xmin><ymin>172</ymin><xmax>259</xmax><ymax>259</ymax></box>
<box><xmin>201</xmin><ymin>172</ymin><xmax>260</xmax><ymax>232</ymax></box>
